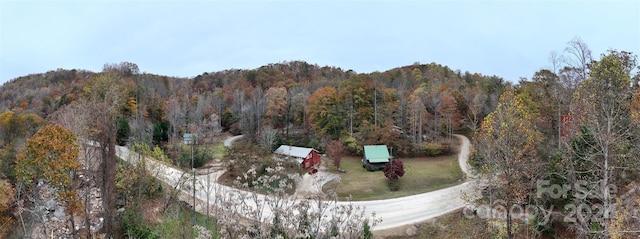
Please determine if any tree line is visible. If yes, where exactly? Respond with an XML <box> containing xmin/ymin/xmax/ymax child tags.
<box><xmin>473</xmin><ymin>37</ymin><xmax>640</xmax><ymax>238</ymax></box>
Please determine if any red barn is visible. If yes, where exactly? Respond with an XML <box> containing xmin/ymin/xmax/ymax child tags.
<box><xmin>274</xmin><ymin>145</ymin><xmax>321</xmax><ymax>170</ymax></box>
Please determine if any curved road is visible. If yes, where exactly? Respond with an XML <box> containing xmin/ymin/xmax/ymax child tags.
<box><xmin>352</xmin><ymin>134</ymin><xmax>478</xmax><ymax>230</ymax></box>
<box><xmin>115</xmin><ymin>134</ymin><xmax>478</xmax><ymax>231</ymax></box>
<box><xmin>223</xmin><ymin>135</ymin><xmax>244</xmax><ymax>147</ymax></box>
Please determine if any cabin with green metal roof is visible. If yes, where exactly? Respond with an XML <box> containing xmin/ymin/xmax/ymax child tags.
<box><xmin>362</xmin><ymin>145</ymin><xmax>391</xmax><ymax>171</ymax></box>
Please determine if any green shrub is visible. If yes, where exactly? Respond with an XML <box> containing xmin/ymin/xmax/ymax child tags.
<box><xmin>115</xmin><ymin>117</ymin><xmax>130</xmax><ymax>146</ymax></box>
<box><xmin>422</xmin><ymin>142</ymin><xmax>443</xmax><ymax>156</ymax></box>
<box><xmin>179</xmin><ymin>150</ymin><xmax>208</xmax><ymax>168</ymax></box>
<box><xmin>421</xmin><ymin>142</ymin><xmax>452</xmax><ymax>156</ymax></box>
<box><xmin>120</xmin><ymin>209</ymin><xmax>159</xmax><ymax>239</ymax></box>
<box><xmin>341</xmin><ymin>136</ymin><xmax>362</xmax><ymax>155</ymax></box>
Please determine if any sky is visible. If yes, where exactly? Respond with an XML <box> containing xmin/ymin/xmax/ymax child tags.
<box><xmin>1</xmin><ymin>0</ymin><xmax>639</xmax><ymax>85</ymax></box>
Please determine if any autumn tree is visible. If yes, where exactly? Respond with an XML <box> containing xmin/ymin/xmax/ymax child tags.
<box><xmin>383</xmin><ymin>159</ymin><xmax>405</xmax><ymax>191</ymax></box>
<box><xmin>307</xmin><ymin>86</ymin><xmax>343</xmax><ymax>140</ymax></box>
<box><xmin>0</xmin><ymin>179</ymin><xmax>15</xmax><ymax>237</ymax></box>
<box><xmin>182</xmin><ymin>92</ymin><xmax>223</xmax><ymax>144</ymax></box>
<box><xmin>102</xmin><ymin>61</ymin><xmax>140</xmax><ymax>77</ymax></box>
<box><xmin>231</xmin><ymin>87</ymin><xmax>266</xmax><ymax>143</ymax></box>
<box><xmin>337</xmin><ymin>75</ymin><xmax>398</xmax><ymax>136</ymax></box>
<box><xmin>83</xmin><ymin>72</ymin><xmax>126</xmax><ymax>238</ymax></box>
<box><xmin>193</xmin><ymin>113</ymin><xmax>222</xmax><ymax>143</ymax></box>
<box><xmin>0</xmin><ymin>111</ymin><xmax>21</xmax><ymax>145</ymax></box>
<box><xmin>265</xmin><ymin>86</ymin><xmax>287</xmax><ymax>129</ymax></box>
<box><xmin>474</xmin><ymin>89</ymin><xmax>543</xmax><ymax>238</ymax></box>
<box><xmin>465</xmin><ymin>89</ymin><xmax>488</xmax><ymax>133</ymax></box>
<box><xmin>560</xmin><ymin>53</ymin><xmax>639</xmax><ymax>237</ymax></box>
<box><xmin>530</xmin><ymin>69</ymin><xmax>566</xmax><ymax>149</ymax></box>
<box><xmin>608</xmin><ymin>184</ymin><xmax>640</xmax><ymax>239</ymax></box>
<box><xmin>287</xmin><ymin>86</ymin><xmax>310</xmax><ymax>129</ymax></box>
<box><xmin>326</xmin><ymin>140</ymin><xmax>344</xmax><ymax>172</ymax></box>
<box><xmin>221</xmin><ymin>108</ymin><xmax>238</xmax><ymax>133</ymax></box>
<box><xmin>165</xmin><ymin>94</ymin><xmax>189</xmax><ymax>140</ymax></box>
<box><xmin>407</xmin><ymin>91</ymin><xmax>427</xmax><ymax>144</ymax></box>
<box><xmin>438</xmin><ymin>91</ymin><xmax>459</xmax><ymax>143</ymax></box>
<box><xmin>411</xmin><ymin>84</ymin><xmax>443</xmax><ymax>141</ymax></box>
<box><xmin>0</xmin><ymin>111</ymin><xmax>47</xmax><ymax>180</ymax></box>
<box><xmin>16</xmin><ymin>124</ymin><xmax>82</xmax><ymax>237</ymax></box>
<box><xmin>358</xmin><ymin>121</ymin><xmax>402</xmax><ymax>154</ymax></box>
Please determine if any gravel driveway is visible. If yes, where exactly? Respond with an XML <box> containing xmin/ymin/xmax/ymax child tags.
<box><xmin>114</xmin><ymin>134</ymin><xmax>478</xmax><ymax>231</ymax></box>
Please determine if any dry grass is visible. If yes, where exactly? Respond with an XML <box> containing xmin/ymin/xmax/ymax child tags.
<box><xmin>376</xmin><ymin>209</ymin><xmax>492</xmax><ymax>239</ymax></box>
<box><xmin>323</xmin><ymin>155</ymin><xmax>463</xmax><ymax>201</ymax></box>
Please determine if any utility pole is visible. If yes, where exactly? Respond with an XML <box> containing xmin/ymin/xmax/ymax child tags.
<box><xmin>191</xmin><ymin>134</ymin><xmax>196</xmax><ymax>233</ymax></box>
<box><xmin>374</xmin><ymin>86</ymin><xmax>377</xmax><ymax>127</ymax></box>
<box><xmin>184</xmin><ymin>133</ymin><xmax>197</xmax><ymax>238</ymax></box>
<box><xmin>206</xmin><ymin>167</ymin><xmax>210</xmax><ymax>229</ymax></box>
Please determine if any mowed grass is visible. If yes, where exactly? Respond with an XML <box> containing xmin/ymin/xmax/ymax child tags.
<box><xmin>323</xmin><ymin>155</ymin><xmax>464</xmax><ymax>201</ymax></box>
<box><xmin>209</xmin><ymin>142</ymin><xmax>226</xmax><ymax>159</ymax></box>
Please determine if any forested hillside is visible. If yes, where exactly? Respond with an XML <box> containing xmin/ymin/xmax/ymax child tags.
<box><xmin>1</xmin><ymin>37</ymin><xmax>639</xmax><ymax>238</ymax></box>
<box><xmin>0</xmin><ymin>58</ymin><xmax>507</xmax><ymax>238</ymax></box>
<box><xmin>1</xmin><ymin>60</ymin><xmax>505</xmax><ymax>157</ymax></box>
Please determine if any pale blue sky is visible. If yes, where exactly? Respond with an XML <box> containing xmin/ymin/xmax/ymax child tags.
<box><xmin>1</xmin><ymin>0</ymin><xmax>639</xmax><ymax>85</ymax></box>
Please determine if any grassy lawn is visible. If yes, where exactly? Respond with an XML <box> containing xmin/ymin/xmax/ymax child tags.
<box><xmin>323</xmin><ymin>155</ymin><xmax>463</xmax><ymax>201</ymax></box>
<box><xmin>208</xmin><ymin>142</ymin><xmax>226</xmax><ymax>159</ymax></box>
<box><xmin>180</xmin><ymin>142</ymin><xmax>226</xmax><ymax>160</ymax></box>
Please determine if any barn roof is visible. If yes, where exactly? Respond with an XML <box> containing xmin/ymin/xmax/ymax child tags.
<box><xmin>363</xmin><ymin>145</ymin><xmax>390</xmax><ymax>163</ymax></box>
<box><xmin>274</xmin><ymin>145</ymin><xmax>315</xmax><ymax>158</ymax></box>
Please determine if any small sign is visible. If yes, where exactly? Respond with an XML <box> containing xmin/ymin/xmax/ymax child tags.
<box><xmin>183</xmin><ymin>133</ymin><xmax>196</xmax><ymax>145</ymax></box>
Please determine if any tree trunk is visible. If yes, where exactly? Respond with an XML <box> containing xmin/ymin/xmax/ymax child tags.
<box><xmin>506</xmin><ymin>207</ymin><xmax>513</xmax><ymax>239</ymax></box>
<box><xmin>69</xmin><ymin>209</ymin><xmax>77</xmax><ymax>239</ymax></box>
<box><xmin>99</xmin><ymin>124</ymin><xmax>118</xmax><ymax>238</ymax></box>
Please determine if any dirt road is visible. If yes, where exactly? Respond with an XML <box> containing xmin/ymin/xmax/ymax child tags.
<box><xmin>115</xmin><ymin>134</ymin><xmax>478</xmax><ymax>231</ymax></box>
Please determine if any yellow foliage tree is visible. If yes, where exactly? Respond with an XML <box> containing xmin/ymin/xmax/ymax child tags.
<box><xmin>265</xmin><ymin>87</ymin><xmax>287</xmax><ymax>128</ymax></box>
<box><xmin>0</xmin><ymin>179</ymin><xmax>15</xmax><ymax>237</ymax></box>
<box><xmin>307</xmin><ymin>86</ymin><xmax>342</xmax><ymax>139</ymax></box>
<box><xmin>16</xmin><ymin>124</ymin><xmax>82</xmax><ymax>234</ymax></box>
<box><xmin>475</xmin><ymin>89</ymin><xmax>543</xmax><ymax>238</ymax></box>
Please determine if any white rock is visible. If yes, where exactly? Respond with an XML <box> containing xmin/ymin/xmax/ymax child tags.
<box><xmin>54</xmin><ymin>206</ymin><xmax>66</xmax><ymax>218</ymax></box>
<box><xmin>405</xmin><ymin>225</ymin><xmax>417</xmax><ymax>236</ymax></box>
<box><xmin>46</xmin><ymin>199</ymin><xmax>57</xmax><ymax>211</ymax></box>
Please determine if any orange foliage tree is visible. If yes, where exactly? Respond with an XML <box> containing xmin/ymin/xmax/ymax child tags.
<box><xmin>0</xmin><ymin>179</ymin><xmax>14</xmax><ymax>237</ymax></box>
<box><xmin>307</xmin><ymin>86</ymin><xmax>343</xmax><ymax>139</ymax></box>
<box><xmin>16</xmin><ymin>124</ymin><xmax>82</xmax><ymax>235</ymax></box>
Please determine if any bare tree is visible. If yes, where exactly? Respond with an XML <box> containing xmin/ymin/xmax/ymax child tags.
<box><xmin>558</xmin><ymin>36</ymin><xmax>594</xmax><ymax>99</ymax></box>
<box><xmin>258</xmin><ymin>127</ymin><xmax>278</xmax><ymax>151</ymax></box>
<box><xmin>165</xmin><ymin>95</ymin><xmax>188</xmax><ymax>140</ymax></box>
<box><xmin>240</xmin><ymin>88</ymin><xmax>266</xmax><ymax>142</ymax></box>
<box><xmin>326</xmin><ymin>140</ymin><xmax>344</xmax><ymax>172</ymax></box>
<box><xmin>83</xmin><ymin>73</ymin><xmax>126</xmax><ymax>238</ymax></box>
<box><xmin>466</xmin><ymin>92</ymin><xmax>487</xmax><ymax>133</ymax></box>
<box><xmin>563</xmin><ymin>36</ymin><xmax>593</xmax><ymax>82</ymax></box>
<box><xmin>53</xmin><ymin>104</ymin><xmax>92</xmax><ymax>236</ymax></box>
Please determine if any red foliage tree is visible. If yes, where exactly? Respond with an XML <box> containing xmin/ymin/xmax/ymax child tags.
<box><xmin>383</xmin><ymin>159</ymin><xmax>405</xmax><ymax>180</ymax></box>
<box><xmin>383</xmin><ymin>159</ymin><xmax>405</xmax><ymax>191</ymax></box>
<box><xmin>326</xmin><ymin>140</ymin><xmax>343</xmax><ymax>171</ymax></box>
